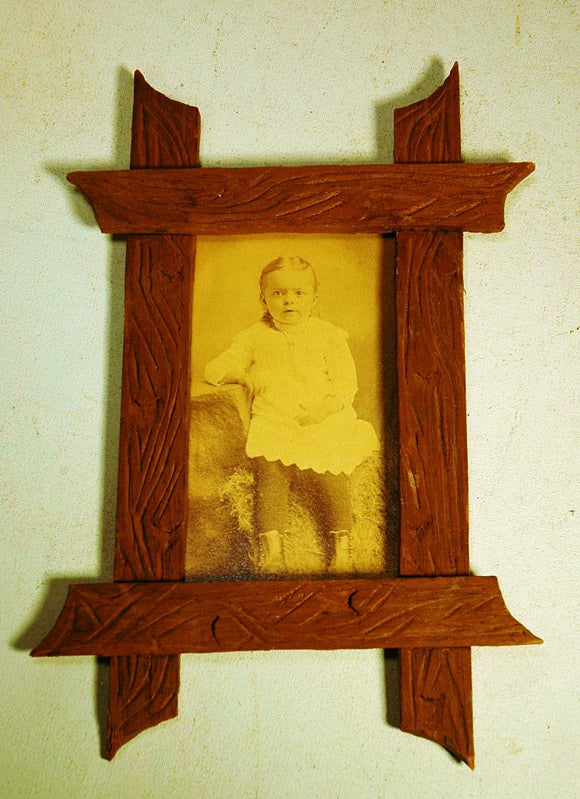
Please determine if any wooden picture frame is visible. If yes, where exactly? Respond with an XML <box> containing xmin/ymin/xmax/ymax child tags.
<box><xmin>32</xmin><ymin>64</ymin><xmax>539</xmax><ymax>768</ymax></box>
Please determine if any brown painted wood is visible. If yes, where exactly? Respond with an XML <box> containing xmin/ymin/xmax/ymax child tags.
<box><xmin>394</xmin><ymin>64</ymin><xmax>475</xmax><ymax>767</ymax></box>
<box><xmin>394</xmin><ymin>63</ymin><xmax>461</xmax><ymax>164</ymax></box>
<box><xmin>107</xmin><ymin>70</ymin><xmax>199</xmax><ymax>761</ymax></box>
<box><xmin>397</xmin><ymin>230</ymin><xmax>468</xmax><ymax>575</ymax></box>
<box><xmin>67</xmin><ymin>161</ymin><xmax>532</xmax><ymax>235</ymax></box>
<box><xmin>399</xmin><ymin>647</ymin><xmax>474</xmax><ymax>764</ymax></box>
<box><xmin>31</xmin><ymin>577</ymin><xmax>540</xmax><ymax>657</ymax></box>
<box><xmin>32</xmin><ymin>65</ymin><xmax>538</xmax><ymax>766</ymax></box>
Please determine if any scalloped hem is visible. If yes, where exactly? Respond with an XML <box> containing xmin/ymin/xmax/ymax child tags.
<box><xmin>245</xmin><ymin>411</ymin><xmax>379</xmax><ymax>476</ymax></box>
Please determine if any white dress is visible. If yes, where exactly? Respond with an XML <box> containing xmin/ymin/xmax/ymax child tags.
<box><xmin>205</xmin><ymin>317</ymin><xmax>379</xmax><ymax>475</ymax></box>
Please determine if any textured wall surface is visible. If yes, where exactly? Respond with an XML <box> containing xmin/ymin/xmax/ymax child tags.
<box><xmin>1</xmin><ymin>1</ymin><xmax>578</xmax><ymax>796</ymax></box>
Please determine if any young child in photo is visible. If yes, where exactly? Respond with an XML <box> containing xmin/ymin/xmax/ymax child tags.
<box><xmin>204</xmin><ymin>256</ymin><xmax>379</xmax><ymax>574</ymax></box>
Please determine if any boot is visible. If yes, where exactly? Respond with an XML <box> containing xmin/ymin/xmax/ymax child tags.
<box><xmin>256</xmin><ymin>529</ymin><xmax>286</xmax><ymax>574</ymax></box>
<box><xmin>328</xmin><ymin>530</ymin><xmax>354</xmax><ymax>574</ymax></box>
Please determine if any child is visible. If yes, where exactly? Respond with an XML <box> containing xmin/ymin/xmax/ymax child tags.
<box><xmin>204</xmin><ymin>256</ymin><xmax>379</xmax><ymax>575</ymax></box>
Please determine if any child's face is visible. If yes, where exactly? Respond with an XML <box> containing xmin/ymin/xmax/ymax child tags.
<box><xmin>261</xmin><ymin>267</ymin><xmax>317</xmax><ymax>326</ymax></box>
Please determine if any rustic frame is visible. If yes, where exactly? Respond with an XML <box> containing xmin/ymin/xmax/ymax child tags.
<box><xmin>32</xmin><ymin>64</ymin><xmax>539</xmax><ymax>767</ymax></box>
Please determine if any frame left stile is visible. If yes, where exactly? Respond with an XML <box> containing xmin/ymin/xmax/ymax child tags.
<box><xmin>107</xmin><ymin>72</ymin><xmax>199</xmax><ymax>758</ymax></box>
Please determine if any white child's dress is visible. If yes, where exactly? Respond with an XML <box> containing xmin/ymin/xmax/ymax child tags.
<box><xmin>205</xmin><ymin>317</ymin><xmax>379</xmax><ymax>475</ymax></box>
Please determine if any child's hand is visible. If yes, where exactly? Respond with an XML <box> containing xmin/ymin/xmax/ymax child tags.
<box><xmin>218</xmin><ymin>369</ymin><xmax>253</xmax><ymax>394</ymax></box>
<box><xmin>239</xmin><ymin>374</ymin><xmax>254</xmax><ymax>394</ymax></box>
<box><xmin>297</xmin><ymin>397</ymin><xmax>342</xmax><ymax>425</ymax></box>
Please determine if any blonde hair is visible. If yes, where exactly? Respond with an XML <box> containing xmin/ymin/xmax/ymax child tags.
<box><xmin>259</xmin><ymin>256</ymin><xmax>319</xmax><ymax>326</ymax></box>
<box><xmin>259</xmin><ymin>256</ymin><xmax>318</xmax><ymax>294</ymax></box>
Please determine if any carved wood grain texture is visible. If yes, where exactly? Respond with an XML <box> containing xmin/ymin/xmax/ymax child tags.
<box><xmin>397</xmin><ymin>230</ymin><xmax>468</xmax><ymax>575</ymax></box>
<box><xmin>394</xmin><ymin>63</ymin><xmax>461</xmax><ymax>164</ymax></box>
<box><xmin>31</xmin><ymin>577</ymin><xmax>540</xmax><ymax>657</ymax></box>
<box><xmin>67</xmin><ymin>161</ymin><xmax>533</xmax><ymax>235</ymax></box>
<box><xmin>394</xmin><ymin>64</ymin><xmax>475</xmax><ymax>768</ymax></box>
<box><xmin>108</xmin><ymin>71</ymin><xmax>199</xmax><ymax>760</ymax></box>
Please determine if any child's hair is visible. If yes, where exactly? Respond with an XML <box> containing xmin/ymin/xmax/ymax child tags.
<box><xmin>259</xmin><ymin>256</ymin><xmax>318</xmax><ymax>295</ymax></box>
<box><xmin>259</xmin><ymin>256</ymin><xmax>319</xmax><ymax>327</ymax></box>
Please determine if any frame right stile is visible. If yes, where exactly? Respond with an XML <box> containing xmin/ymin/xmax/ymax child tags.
<box><xmin>394</xmin><ymin>64</ymin><xmax>475</xmax><ymax>766</ymax></box>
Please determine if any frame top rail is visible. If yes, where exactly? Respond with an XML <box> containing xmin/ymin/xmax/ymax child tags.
<box><xmin>68</xmin><ymin>161</ymin><xmax>534</xmax><ymax>235</ymax></box>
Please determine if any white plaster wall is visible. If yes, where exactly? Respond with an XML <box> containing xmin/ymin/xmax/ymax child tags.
<box><xmin>1</xmin><ymin>1</ymin><xmax>578</xmax><ymax>796</ymax></box>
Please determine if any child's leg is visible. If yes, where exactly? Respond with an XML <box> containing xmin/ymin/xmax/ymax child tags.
<box><xmin>310</xmin><ymin>471</ymin><xmax>351</xmax><ymax>532</ymax></box>
<box><xmin>309</xmin><ymin>471</ymin><xmax>353</xmax><ymax>573</ymax></box>
<box><xmin>253</xmin><ymin>457</ymin><xmax>291</xmax><ymax>573</ymax></box>
<box><xmin>253</xmin><ymin>457</ymin><xmax>291</xmax><ymax>532</ymax></box>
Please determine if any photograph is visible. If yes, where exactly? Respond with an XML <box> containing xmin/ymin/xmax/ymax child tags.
<box><xmin>186</xmin><ymin>234</ymin><xmax>398</xmax><ymax>579</ymax></box>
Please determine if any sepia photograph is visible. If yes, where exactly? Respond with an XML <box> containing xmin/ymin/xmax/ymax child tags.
<box><xmin>186</xmin><ymin>234</ymin><xmax>398</xmax><ymax>579</ymax></box>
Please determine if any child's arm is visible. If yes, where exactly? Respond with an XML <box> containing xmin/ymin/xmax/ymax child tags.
<box><xmin>297</xmin><ymin>395</ymin><xmax>343</xmax><ymax>425</ymax></box>
<box><xmin>325</xmin><ymin>330</ymin><xmax>359</xmax><ymax>407</ymax></box>
<box><xmin>298</xmin><ymin>328</ymin><xmax>358</xmax><ymax>425</ymax></box>
<box><xmin>204</xmin><ymin>331</ymin><xmax>254</xmax><ymax>392</ymax></box>
<box><xmin>206</xmin><ymin>363</ymin><xmax>253</xmax><ymax>392</ymax></box>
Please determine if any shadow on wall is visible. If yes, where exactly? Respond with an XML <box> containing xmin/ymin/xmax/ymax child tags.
<box><xmin>25</xmin><ymin>56</ymin><xmax>469</xmax><ymax>752</ymax></box>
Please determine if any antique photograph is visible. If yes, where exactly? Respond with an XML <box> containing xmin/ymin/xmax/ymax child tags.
<box><xmin>186</xmin><ymin>234</ymin><xmax>398</xmax><ymax>579</ymax></box>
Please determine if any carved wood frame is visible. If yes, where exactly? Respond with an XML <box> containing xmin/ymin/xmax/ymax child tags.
<box><xmin>32</xmin><ymin>64</ymin><xmax>539</xmax><ymax>767</ymax></box>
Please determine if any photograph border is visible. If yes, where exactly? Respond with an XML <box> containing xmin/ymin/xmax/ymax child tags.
<box><xmin>186</xmin><ymin>232</ymin><xmax>395</xmax><ymax>581</ymax></box>
<box><xmin>32</xmin><ymin>65</ymin><xmax>537</xmax><ymax>767</ymax></box>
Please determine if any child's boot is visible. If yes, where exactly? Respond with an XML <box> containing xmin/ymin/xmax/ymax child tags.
<box><xmin>328</xmin><ymin>530</ymin><xmax>354</xmax><ymax>574</ymax></box>
<box><xmin>257</xmin><ymin>529</ymin><xmax>286</xmax><ymax>574</ymax></box>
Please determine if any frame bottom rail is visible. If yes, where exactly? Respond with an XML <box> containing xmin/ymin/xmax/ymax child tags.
<box><xmin>32</xmin><ymin>576</ymin><xmax>541</xmax><ymax>657</ymax></box>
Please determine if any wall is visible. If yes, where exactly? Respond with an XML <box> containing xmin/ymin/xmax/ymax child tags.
<box><xmin>1</xmin><ymin>1</ymin><xmax>578</xmax><ymax>797</ymax></box>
